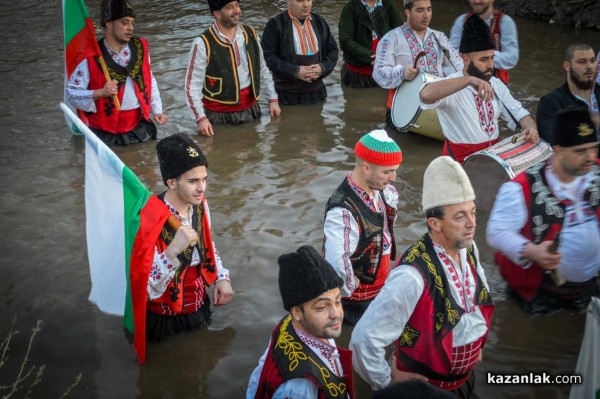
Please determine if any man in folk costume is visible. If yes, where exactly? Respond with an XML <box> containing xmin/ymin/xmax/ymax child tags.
<box><xmin>66</xmin><ymin>0</ymin><xmax>168</xmax><ymax>146</ymax></box>
<box><xmin>449</xmin><ymin>0</ymin><xmax>518</xmax><ymax>84</ymax></box>
<box><xmin>487</xmin><ymin>106</ymin><xmax>600</xmax><ymax>313</ymax></box>
<box><xmin>184</xmin><ymin>0</ymin><xmax>281</xmax><ymax>137</ymax></box>
<box><xmin>246</xmin><ymin>246</ymin><xmax>354</xmax><ymax>399</ymax></box>
<box><xmin>372</xmin><ymin>0</ymin><xmax>463</xmax><ymax>129</ymax></box>
<box><xmin>338</xmin><ymin>0</ymin><xmax>403</xmax><ymax>88</ymax></box>
<box><xmin>260</xmin><ymin>0</ymin><xmax>339</xmax><ymax>105</ymax></box>
<box><xmin>323</xmin><ymin>130</ymin><xmax>402</xmax><ymax>325</ymax></box>
<box><xmin>146</xmin><ymin>133</ymin><xmax>233</xmax><ymax>342</ymax></box>
<box><xmin>350</xmin><ymin>156</ymin><xmax>494</xmax><ymax>398</ymax></box>
<box><xmin>537</xmin><ymin>44</ymin><xmax>599</xmax><ymax>144</ymax></box>
<box><xmin>419</xmin><ymin>14</ymin><xmax>538</xmax><ymax>164</ymax></box>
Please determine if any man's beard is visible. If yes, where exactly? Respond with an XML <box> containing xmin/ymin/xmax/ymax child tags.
<box><xmin>467</xmin><ymin>62</ymin><xmax>493</xmax><ymax>81</ymax></box>
<box><xmin>570</xmin><ymin>69</ymin><xmax>595</xmax><ymax>90</ymax></box>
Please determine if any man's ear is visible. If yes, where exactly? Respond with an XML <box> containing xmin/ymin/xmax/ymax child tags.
<box><xmin>427</xmin><ymin>217</ymin><xmax>442</xmax><ymax>233</ymax></box>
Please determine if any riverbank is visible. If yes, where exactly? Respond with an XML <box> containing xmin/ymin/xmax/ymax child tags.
<box><xmin>498</xmin><ymin>0</ymin><xmax>600</xmax><ymax>30</ymax></box>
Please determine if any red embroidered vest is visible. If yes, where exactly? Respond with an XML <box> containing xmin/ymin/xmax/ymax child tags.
<box><xmin>254</xmin><ymin>314</ymin><xmax>354</xmax><ymax>399</ymax></box>
<box><xmin>86</xmin><ymin>37</ymin><xmax>153</xmax><ymax>134</ymax></box>
<box><xmin>146</xmin><ymin>194</ymin><xmax>218</xmax><ymax>315</ymax></box>
<box><xmin>495</xmin><ymin>162</ymin><xmax>600</xmax><ymax>301</ymax></box>
<box><xmin>324</xmin><ymin>178</ymin><xmax>397</xmax><ymax>301</ymax></box>
<box><xmin>394</xmin><ymin>234</ymin><xmax>494</xmax><ymax>389</ymax></box>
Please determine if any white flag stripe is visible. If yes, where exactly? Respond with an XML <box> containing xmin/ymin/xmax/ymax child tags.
<box><xmin>60</xmin><ymin>103</ymin><xmax>128</xmax><ymax>316</ymax></box>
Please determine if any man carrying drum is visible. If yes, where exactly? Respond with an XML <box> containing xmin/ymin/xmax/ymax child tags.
<box><xmin>372</xmin><ymin>0</ymin><xmax>463</xmax><ymax>130</ymax></box>
<box><xmin>486</xmin><ymin>106</ymin><xmax>600</xmax><ymax>314</ymax></box>
<box><xmin>419</xmin><ymin>14</ymin><xmax>538</xmax><ymax>163</ymax></box>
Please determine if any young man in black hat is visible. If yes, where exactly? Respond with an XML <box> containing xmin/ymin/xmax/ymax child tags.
<box><xmin>145</xmin><ymin>133</ymin><xmax>233</xmax><ymax>342</ymax></box>
<box><xmin>419</xmin><ymin>13</ymin><xmax>538</xmax><ymax>163</ymax></box>
<box><xmin>184</xmin><ymin>0</ymin><xmax>281</xmax><ymax>136</ymax></box>
<box><xmin>66</xmin><ymin>0</ymin><xmax>168</xmax><ymax>146</ymax></box>
<box><xmin>487</xmin><ymin>106</ymin><xmax>600</xmax><ymax>313</ymax></box>
<box><xmin>246</xmin><ymin>246</ymin><xmax>354</xmax><ymax>399</ymax></box>
<box><xmin>537</xmin><ymin>44</ymin><xmax>599</xmax><ymax>144</ymax></box>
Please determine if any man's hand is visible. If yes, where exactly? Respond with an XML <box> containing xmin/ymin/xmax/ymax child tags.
<box><xmin>470</xmin><ymin>77</ymin><xmax>494</xmax><ymax>100</ymax></box>
<box><xmin>269</xmin><ymin>102</ymin><xmax>281</xmax><ymax>117</ymax></box>
<box><xmin>94</xmin><ymin>79</ymin><xmax>119</xmax><ymax>100</ymax></box>
<box><xmin>197</xmin><ymin>119</ymin><xmax>214</xmax><ymax>136</ymax></box>
<box><xmin>154</xmin><ymin>113</ymin><xmax>168</xmax><ymax>125</ymax></box>
<box><xmin>165</xmin><ymin>226</ymin><xmax>198</xmax><ymax>260</ymax></box>
<box><xmin>523</xmin><ymin>241</ymin><xmax>562</xmax><ymax>270</ymax></box>
<box><xmin>522</xmin><ymin>127</ymin><xmax>539</xmax><ymax>143</ymax></box>
<box><xmin>390</xmin><ymin>354</ymin><xmax>428</xmax><ymax>383</ymax></box>
<box><xmin>213</xmin><ymin>280</ymin><xmax>233</xmax><ymax>306</ymax></box>
<box><xmin>403</xmin><ymin>66</ymin><xmax>419</xmax><ymax>81</ymax></box>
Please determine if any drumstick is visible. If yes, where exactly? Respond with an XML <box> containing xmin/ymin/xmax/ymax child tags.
<box><xmin>413</xmin><ymin>51</ymin><xmax>426</xmax><ymax>69</ymax></box>
<box><xmin>511</xmin><ymin>134</ymin><xmax>526</xmax><ymax>144</ymax></box>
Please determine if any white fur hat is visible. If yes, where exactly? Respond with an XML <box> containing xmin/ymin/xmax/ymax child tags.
<box><xmin>422</xmin><ymin>156</ymin><xmax>475</xmax><ymax>211</ymax></box>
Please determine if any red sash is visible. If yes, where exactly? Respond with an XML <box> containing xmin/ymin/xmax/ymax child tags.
<box><xmin>203</xmin><ymin>86</ymin><xmax>256</xmax><ymax>113</ymax></box>
<box><xmin>443</xmin><ymin>139</ymin><xmax>500</xmax><ymax>164</ymax></box>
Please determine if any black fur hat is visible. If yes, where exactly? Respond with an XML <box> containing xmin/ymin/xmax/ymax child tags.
<box><xmin>278</xmin><ymin>246</ymin><xmax>343</xmax><ymax>311</ymax></box>
<box><xmin>100</xmin><ymin>0</ymin><xmax>136</xmax><ymax>27</ymax></box>
<box><xmin>459</xmin><ymin>14</ymin><xmax>495</xmax><ymax>54</ymax></box>
<box><xmin>156</xmin><ymin>133</ymin><xmax>209</xmax><ymax>184</ymax></box>
<box><xmin>552</xmin><ymin>105</ymin><xmax>598</xmax><ymax>147</ymax></box>
<box><xmin>207</xmin><ymin>0</ymin><xmax>238</xmax><ymax>13</ymax></box>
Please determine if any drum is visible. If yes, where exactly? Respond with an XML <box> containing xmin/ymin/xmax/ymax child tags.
<box><xmin>462</xmin><ymin>136</ymin><xmax>554</xmax><ymax>214</ymax></box>
<box><xmin>390</xmin><ymin>71</ymin><xmax>444</xmax><ymax>141</ymax></box>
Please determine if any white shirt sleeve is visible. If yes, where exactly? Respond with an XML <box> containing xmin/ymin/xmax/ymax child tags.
<box><xmin>486</xmin><ymin>181</ymin><xmax>532</xmax><ymax>267</ymax></box>
<box><xmin>449</xmin><ymin>15</ymin><xmax>465</xmax><ymax>51</ymax></box>
<box><xmin>256</xmin><ymin>33</ymin><xmax>279</xmax><ymax>103</ymax></box>
<box><xmin>494</xmin><ymin>16</ymin><xmax>519</xmax><ymax>70</ymax></box>
<box><xmin>350</xmin><ymin>265</ymin><xmax>423</xmax><ymax>390</ymax></box>
<box><xmin>435</xmin><ymin>32</ymin><xmax>463</xmax><ymax>76</ymax></box>
<box><xmin>147</xmin><ymin>248</ymin><xmax>180</xmax><ymax>300</ymax></box>
<box><xmin>184</xmin><ymin>37</ymin><xmax>208</xmax><ymax>124</ymax></box>
<box><xmin>323</xmin><ymin>207</ymin><xmax>359</xmax><ymax>297</ymax></box>
<box><xmin>66</xmin><ymin>59</ymin><xmax>97</xmax><ymax>112</ymax></box>
<box><xmin>149</xmin><ymin>70</ymin><xmax>163</xmax><ymax>115</ymax></box>
<box><xmin>373</xmin><ymin>30</ymin><xmax>406</xmax><ymax>89</ymax></box>
<box><xmin>493</xmin><ymin>78</ymin><xmax>530</xmax><ymax>130</ymax></box>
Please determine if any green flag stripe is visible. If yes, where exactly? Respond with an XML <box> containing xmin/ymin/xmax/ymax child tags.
<box><xmin>122</xmin><ymin>166</ymin><xmax>152</xmax><ymax>333</ymax></box>
<box><xmin>64</xmin><ymin>0</ymin><xmax>91</xmax><ymax>45</ymax></box>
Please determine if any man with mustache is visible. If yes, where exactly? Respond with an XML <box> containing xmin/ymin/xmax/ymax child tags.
<box><xmin>184</xmin><ymin>0</ymin><xmax>281</xmax><ymax>136</ymax></box>
<box><xmin>537</xmin><ymin>44</ymin><xmax>599</xmax><ymax>144</ymax></box>
<box><xmin>66</xmin><ymin>0</ymin><xmax>168</xmax><ymax>146</ymax></box>
<box><xmin>449</xmin><ymin>0</ymin><xmax>518</xmax><ymax>84</ymax></box>
<box><xmin>261</xmin><ymin>0</ymin><xmax>339</xmax><ymax>105</ymax></box>
<box><xmin>323</xmin><ymin>130</ymin><xmax>402</xmax><ymax>325</ymax></box>
<box><xmin>350</xmin><ymin>156</ymin><xmax>494</xmax><ymax>398</ymax></box>
<box><xmin>372</xmin><ymin>0</ymin><xmax>463</xmax><ymax>128</ymax></box>
<box><xmin>419</xmin><ymin>14</ymin><xmax>538</xmax><ymax>163</ymax></box>
<box><xmin>246</xmin><ymin>246</ymin><xmax>353</xmax><ymax>398</ymax></box>
<box><xmin>487</xmin><ymin>106</ymin><xmax>600</xmax><ymax>313</ymax></box>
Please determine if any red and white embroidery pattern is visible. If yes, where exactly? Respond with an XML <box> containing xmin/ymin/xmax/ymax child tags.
<box><xmin>472</xmin><ymin>92</ymin><xmax>496</xmax><ymax>138</ymax></box>
<box><xmin>401</xmin><ymin>25</ymin><xmax>438</xmax><ymax>76</ymax></box>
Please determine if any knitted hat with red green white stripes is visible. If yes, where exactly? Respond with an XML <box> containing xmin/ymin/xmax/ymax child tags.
<box><xmin>354</xmin><ymin>130</ymin><xmax>402</xmax><ymax>166</ymax></box>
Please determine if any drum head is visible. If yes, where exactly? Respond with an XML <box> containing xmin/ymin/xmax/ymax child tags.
<box><xmin>391</xmin><ymin>77</ymin><xmax>423</xmax><ymax>129</ymax></box>
<box><xmin>462</xmin><ymin>153</ymin><xmax>511</xmax><ymax>215</ymax></box>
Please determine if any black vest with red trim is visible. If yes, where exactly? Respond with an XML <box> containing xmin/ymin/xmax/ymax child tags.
<box><xmin>495</xmin><ymin>161</ymin><xmax>600</xmax><ymax>301</ymax></box>
<box><xmin>146</xmin><ymin>192</ymin><xmax>218</xmax><ymax>315</ymax></box>
<box><xmin>465</xmin><ymin>10</ymin><xmax>509</xmax><ymax>83</ymax></box>
<box><xmin>86</xmin><ymin>37</ymin><xmax>152</xmax><ymax>133</ymax></box>
<box><xmin>200</xmin><ymin>25</ymin><xmax>261</xmax><ymax>105</ymax></box>
<box><xmin>394</xmin><ymin>234</ymin><xmax>494</xmax><ymax>382</ymax></box>
<box><xmin>254</xmin><ymin>314</ymin><xmax>354</xmax><ymax>399</ymax></box>
<box><xmin>324</xmin><ymin>178</ymin><xmax>396</xmax><ymax>285</ymax></box>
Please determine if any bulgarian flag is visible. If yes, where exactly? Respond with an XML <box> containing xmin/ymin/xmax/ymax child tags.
<box><xmin>62</xmin><ymin>0</ymin><xmax>101</xmax><ymax>134</ymax></box>
<box><xmin>60</xmin><ymin>102</ymin><xmax>171</xmax><ymax>364</ymax></box>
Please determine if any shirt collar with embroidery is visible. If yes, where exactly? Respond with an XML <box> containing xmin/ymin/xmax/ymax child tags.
<box><xmin>361</xmin><ymin>0</ymin><xmax>383</xmax><ymax>13</ymax></box>
<box><xmin>346</xmin><ymin>172</ymin><xmax>382</xmax><ymax>212</ymax></box>
<box><xmin>295</xmin><ymin>328</ymin><xmax>339</xmax><ymax>363</ymax></box>
<box><xmin>163</xmin><ymin>197</ymin><xmax>195</xmax><ymax>225</ymax></box>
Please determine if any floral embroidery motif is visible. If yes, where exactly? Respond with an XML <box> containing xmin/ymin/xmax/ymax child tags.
<box><xmin>472</xmin><ymin>92</ymin><xmax>496</xmax><ymax>137</ymax></box>
<box><xmin>401</xmin><ymin>25</ymin><xmax>438</xmax><ymax>75</ymax></box>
